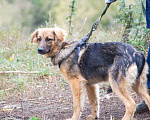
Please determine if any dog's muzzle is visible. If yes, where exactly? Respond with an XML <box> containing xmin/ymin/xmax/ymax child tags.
<box><xmin>38</xmin><ymin>48</ymin><xmax>50</xmax><ymax>55</ymax></box>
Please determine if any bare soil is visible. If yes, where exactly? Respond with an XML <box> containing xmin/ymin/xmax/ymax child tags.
<box><xmin>0</xmin><ymin>76</ymin><xmax>150</xmax><ymax>120</ymax></box>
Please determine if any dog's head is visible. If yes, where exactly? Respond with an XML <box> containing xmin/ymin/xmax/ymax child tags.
<box><xmin>31</xmin><ymin>28</ymin><xmax>67</xmax><ymax>58</ymax></box>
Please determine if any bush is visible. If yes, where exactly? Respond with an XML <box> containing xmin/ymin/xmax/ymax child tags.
<box><xmin>117</xmin><ymin>0</ymin><xmax>149</xmax><ymax>54</ymax></box>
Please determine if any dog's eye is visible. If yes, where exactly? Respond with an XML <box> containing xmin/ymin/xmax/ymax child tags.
<box><xmin>38</xmin><ymin>38</ymin><xmax>41</xmax><ymax>42</ymax></box>
<box><xmin>46</xmin><ymin>38</ymin><xmax>53</xmax><ymax>42</ymax></box>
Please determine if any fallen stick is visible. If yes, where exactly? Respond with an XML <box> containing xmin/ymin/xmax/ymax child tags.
<box><xmin>0</xmin><ymin>71</ymin><xmax>40</xmax><ymax>74</ymax></box>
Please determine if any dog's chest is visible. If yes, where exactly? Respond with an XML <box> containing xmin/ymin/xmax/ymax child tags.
<box><xmin>60</xmin><ymin>63</ymin><xmax>81</xmax><ymax>81</ymax></box>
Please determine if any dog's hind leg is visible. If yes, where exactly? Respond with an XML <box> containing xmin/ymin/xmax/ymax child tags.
<box><xmin>133</xmin><ymin>83</ymin><xmax>150</xmax><ymax>110</ymax></box>
<box><xmin>69</xmin><ymin>77</ymin><xmax>87</xmax><ymax>120</ymax></box>
<box><xmin>86</xmin><ymin>84</ymin><xmax>99</xmax><ymax>120</ymax></box>
<box><xmin>109</xmin><ymin>63</ymin><xmax>138</xmax><ymax>120</ymax></box>
<box><xmin>109</xmin><ymin>64</ymin><xmax>139</xmax><ymax>120</ymax></box>
<box><xmin>109</xmin><ymin>78</ymin><xmax>136</xmax><ymax>120</ymax></box>
<box><xmin>133</xmin><ymin>63</ymin><xmax>150</xmax><ymax>110</ymax></box>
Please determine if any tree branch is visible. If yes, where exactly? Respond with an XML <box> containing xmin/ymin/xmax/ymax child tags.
<box><xmin>0</xmin><ymin>71</ymin><xmax>40</xmax><ymax>74</ymax></box>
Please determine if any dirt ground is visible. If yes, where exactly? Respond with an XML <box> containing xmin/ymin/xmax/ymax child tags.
<box><xmin>0</xmin><ymin>76</ymin><xmax>150</xmax><ymax>120</ymax></box>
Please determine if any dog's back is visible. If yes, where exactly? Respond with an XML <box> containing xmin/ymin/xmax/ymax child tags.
<box><xmin>79</xmin><ymin>42</ymin><xmax>145</xmax><ymax>83</ymax></box>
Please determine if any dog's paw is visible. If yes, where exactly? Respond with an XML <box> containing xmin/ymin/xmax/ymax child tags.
<box><xmin>87</xmin><ymin>115</ymin><xmax>98</xmax><ymax>120</ymax></box>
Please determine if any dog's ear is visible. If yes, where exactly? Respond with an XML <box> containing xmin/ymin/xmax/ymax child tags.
<box><xmin>31</xmin><ymin>29</ymin><xmax>38</xmax><ymax>43</ymax></box>
<box><xmin>53</xmin><ymin>28</ymin><xmax>67</xmax><ymax>46</ymax></box>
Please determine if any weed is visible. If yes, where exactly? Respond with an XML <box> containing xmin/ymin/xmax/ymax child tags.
<box><xmin>0</xmin><ymin>24</ymin><xmax>59</xmax><ymax>100</ymax></box>
<box><xmin>29</xmin><ymin>117</ymin><xmax>41</xmax><ymax>120</ymax></box>
<box><xmin>0</xmin><ymin>2</ymin><xmax>149</xmax><ymax>102</ymax></box>
<box><xmin>66</xmin><ymin>0</ymin><xmax>77</xmax><ymax>35</ymax></box>
<box><xmin>117</xmin><ymin>0</ymin><xmax>149</xmax><ymax>54</ymax></box>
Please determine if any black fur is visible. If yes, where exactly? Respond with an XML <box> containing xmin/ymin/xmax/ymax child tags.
<box><xmin>79</xmin><ymin>42</ymin><xmax>145</xmax><ymax>82</ymax></box>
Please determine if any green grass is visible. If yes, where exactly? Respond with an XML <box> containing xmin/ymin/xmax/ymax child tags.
<box><xmin>0</xmin><ymin>24</ymin><xmax>60</xmax><ymax>100</ymax></box>
<box><xmin>29</xmin><ymin>117</ymin><xmax>41</xmax><ymax>120</ymax></box>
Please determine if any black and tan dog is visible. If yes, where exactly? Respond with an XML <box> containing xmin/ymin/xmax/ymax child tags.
<box><xmin>32</xmin><ymin>28</ymin><xmax>150</xmax><ymax>120</ymax></box>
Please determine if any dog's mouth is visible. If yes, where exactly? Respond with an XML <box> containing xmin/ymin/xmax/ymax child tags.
<box><xmin>38</xmin><ymin>48</ymin><xmax>50</xmax><ymax>55</ymax></box>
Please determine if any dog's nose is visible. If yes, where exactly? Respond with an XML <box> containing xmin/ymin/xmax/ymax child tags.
<box><xmin>38</xmin><ymin>48</ymin><xmax>44</xmax><ymax>53</ymax></box>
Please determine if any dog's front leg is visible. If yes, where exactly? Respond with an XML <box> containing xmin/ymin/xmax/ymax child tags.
<box><xmin>68</xmin><ymin>77</ymin><xmax>86</xmax><ymax>120</ymax></box>
<box><xmin>86</xmin><ymin>84</ymin><xmax>99</xmax><ymax>120</ymax></box>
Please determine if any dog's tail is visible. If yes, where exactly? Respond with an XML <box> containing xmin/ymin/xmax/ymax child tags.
<box><xmin>135</xmin><ymin>52</ymin><xmax>146</xmax><ymax>79</ymax></box>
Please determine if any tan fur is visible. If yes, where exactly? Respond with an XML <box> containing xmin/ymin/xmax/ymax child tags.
<box><xmin>31</xmin><ymin>28</ymin><xmax>150</xmax><ymax>120</ymax></box>
<box><xmin>126</xmin><ymin>63</ymin><xmax>138</xmax><ymax>86</ymax></box>
<box><xmin>78</xmin><ymin>48</ymin><xmax>86</xmax><ymax>63</ymax></box>
<box><xmin>109</xmin><ymin>72</ymin><xmax>136</xmax><ymax>120</ymax></box>
<box><xmin>86</xmin><ymin>84</ymin><xmax>99</xmax><ymax>119</ymax></box>
<box><xmin>133</xmin><ymin>63</ymin><xmax>150</xmax><ymax>110</ymax></box>
<box><xmin>31</xmin><ymin>28</ymin><xmax>67</xmax><ymax>58</ymax></box>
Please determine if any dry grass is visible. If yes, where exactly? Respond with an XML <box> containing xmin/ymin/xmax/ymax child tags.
<box><xmin>0</xmin><ymin>24</ymin><xmax>60</xmax><ymax>101</ymax></box>
<box><xmin>0</xmin><ymin>24</ymin><xmax>150</xmax><ymax>120</ymax></box>
<box><xmin>0</xmin><ymin>23</ymin><xmax>123</xmax><ymax>101</ymax></box>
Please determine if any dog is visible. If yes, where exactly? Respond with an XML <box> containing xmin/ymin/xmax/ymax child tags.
<box><xmin>31</xmin><ymin>27</ymin><xmax>150</xmax><ymax>120</ymax></box>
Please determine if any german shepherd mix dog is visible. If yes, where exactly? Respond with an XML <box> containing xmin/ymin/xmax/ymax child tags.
<box><xmin>32</xmin><ymin>28</ymin><xmax>150</xmax><ymax>120</ymax></box>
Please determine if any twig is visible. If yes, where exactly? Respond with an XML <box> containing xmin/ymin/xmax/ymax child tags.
<box><xmin>0</xmin><ymin>71</ymin><xmax>40</xmax><ymax>74</ymax></box>
<box><xmin>79</xmin><ymin>17</ymin><xmax>87</xmax><ymax>33</ymax></box>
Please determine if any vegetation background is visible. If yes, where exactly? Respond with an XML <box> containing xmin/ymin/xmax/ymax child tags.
<box><xmin>0</xmin><ymin>0</ymin><xmax>117</xmax><ymax>33</ymax></box>
<box><xmin>0</xmin><ymin>0</ymin><xmax>150</xmax><ymax>119</ymax></box>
